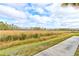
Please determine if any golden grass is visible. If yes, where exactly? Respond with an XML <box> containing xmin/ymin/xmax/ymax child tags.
<box><xmin>0</xmin><ymin>33</ymin><xmax>73</xmax><ymax>56</ymax></box>
<box><xmin>0</xmin><ymin>30</ymin><xmax>75</xmax><ymax>56</ymax></box>
<box><xmin>0</xmin><ymin>30</ymin><xmax>72</xmax><ymax>49</ymax></box>
<box><xmin>0</xmin><ymin>35</ymin><xmax>58</xmax><ymax>50</ymax></box>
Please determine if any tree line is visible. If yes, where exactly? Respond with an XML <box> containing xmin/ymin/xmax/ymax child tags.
<box><xmin>0</xmin><ymin>21</ymin><xmax>19</xmax><ymax>30</ymax></box>
<box><xmin>61</xmin><ymin>3</ymin><xmax>79</xmax><ymax>7</ymax></box>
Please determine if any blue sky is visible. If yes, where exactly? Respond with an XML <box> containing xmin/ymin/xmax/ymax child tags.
<box><xmin>0</xmin><ymin>3</ymin><xmax>79</xmax><ymax>28</ymax></box>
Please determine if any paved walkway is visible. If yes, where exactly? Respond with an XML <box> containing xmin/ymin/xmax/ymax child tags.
<box><xmin>35</xmin><ymin>36</ymin><xmax>79</xmax><ymax>56</ymax></box>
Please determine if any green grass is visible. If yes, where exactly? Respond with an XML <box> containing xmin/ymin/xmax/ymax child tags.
<box><xmin>0</xmin><ymin>35</ymin><xmax>57</xmax><ymax>50</ymax></box>
<box><xmin>0</xmin><ymin>31</ymin><xmax>79</xmax><ymax>56</ymax></box>
<box><xmin>0</xmin><ymin>33</ymin><xmax>73</xmax><ymax>56</ymax></box>
<box><xmin>0</xmin><ymin>32</ymin><xmax>57</xmax><ymax>41</ymax></box>
<box><xmin>75</xmin><ymin>47</ymin><xmax>79</xmax><ymax>56</ymax></box>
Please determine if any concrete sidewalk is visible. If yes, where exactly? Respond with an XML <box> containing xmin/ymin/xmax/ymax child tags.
<box><xmin>35</xmin><ymin>36</ymin><xmax>79</xmax><ymax>56</ymax></box>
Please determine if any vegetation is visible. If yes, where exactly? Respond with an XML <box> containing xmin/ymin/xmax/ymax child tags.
<box><xmin>0</xmin><ymin>32</ymin><xmax>73</xmax><ymax>56</ymax></box>
<box><xmin>0</xmin><ymin>30</ymin><xmax>59</xmax><ymax>41</ymax></box>
<box><xmin>61</xmin><ymin>3</ymin><xmax>79</xmax><ymax>7</ymax></box>
<box><xmin>75</xmin><ymin>46</ymin><xmax>79</xmax><ymax>56</ymax></box>
<box><xmin>0</xmin><ymin>21</ymin><xmax>79</xmax><ymax>56</ymax></box>
<box><xmin>0</xmin><ymin>22</ymin><xmax>19</xmax><ymax>30</ymax></box>
<box><xmin>0</xmin><ymin>30</ymin><xmax>77</xmax><ymax>56</ymax></box>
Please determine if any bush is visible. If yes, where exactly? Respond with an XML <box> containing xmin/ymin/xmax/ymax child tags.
<box><xmin>0</xmin><ymin>33</ymin><xmax>27</xmax><ymax>41</ymax></box>
<box><xmin>0</xmin><ymin>31</ymin><xmax>61</xmax><ymax>42</ymax></box>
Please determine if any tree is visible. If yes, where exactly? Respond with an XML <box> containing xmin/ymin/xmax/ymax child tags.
<box><xmin>0</xmin><ymin>21</ymin><xmax>19</xmax><ymax>30</ymax></box>
<box><xmin>61</xmin><ymin>3</ymin><xmax>79</xmax><ymax>7</ymax></box>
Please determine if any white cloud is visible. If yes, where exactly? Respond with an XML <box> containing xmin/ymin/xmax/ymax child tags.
<box><xmin>45</xmin><ymin>3</ymin><xmax>61</xmax><ymax>13</ymax></box>
<box><xmin>61</xmin><ymin>19</ymin><xmax>79</xmax><ymax>23</ymax></box>
<box><xmin>0</xmin><ymin>4</ymin><xmax>29</xmax><ymax>26</ymax></box>
<box><xmin>7</xmin><ymin>3</ymin><xmax>26</xmax><ymax>6</ymax></box>
<box><xmin>26</xmin><ymin>3</ymin><xmax>79</xmax><ymax>28</ymax></box>
<box><xmin>31</xmin><ymin>15</ymin><xmax>52</xmax><ymax>23</ymax></box>
<box><xmin>0</xmin><ymin>5</ymin><xmax>26</xmax><ymax>19</ymax></box>
<box><xmin>59</xmin><ymin>4</ymin><xmax>79</xmax><ymax>13</ymax></box>
<box><xmin>36</xmin><ymin>7</ymin><xmax>44</xmax><ymax>14</ymax></box>
<box><xmin>0</xmin><ymin>3</ymin><xmax>79</xmax><ymax>28</ymax></box>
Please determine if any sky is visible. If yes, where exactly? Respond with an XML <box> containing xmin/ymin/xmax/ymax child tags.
<box><xmin>0</xmin><ymin>3</ymin><xmax>79</xmax><ymax>28</ymax></box>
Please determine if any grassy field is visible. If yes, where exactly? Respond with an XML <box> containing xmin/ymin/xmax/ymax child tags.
<box><xmin>75</xmin><ymin>46</ymin><xmax>79</xmax><ymax>56</ymax></box>
<box><xmin>0</xmin><ymin>30</ymin><xmax>79</xmax><ymax>56</ymax></box>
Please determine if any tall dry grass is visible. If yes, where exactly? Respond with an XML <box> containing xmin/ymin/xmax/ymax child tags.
<box><xmin>0</xmin><ymin>30</ymin><xmax>63</xmax><ymax>41</ymax></box>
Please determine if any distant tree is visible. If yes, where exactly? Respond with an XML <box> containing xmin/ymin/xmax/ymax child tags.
<box><xmin>61</xmin><ymin>3</ymin><xmax>79</xmax><ymax>7</ymax></box>
<box><xmin>0</xmin><ymin>21</ymin><xmax>20</xmax><ymax>30</ymax></box>
<box><xmin>61</xmin><ymin>3</ymin><xmax>68</xmax><ymax>7</ymax></box>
